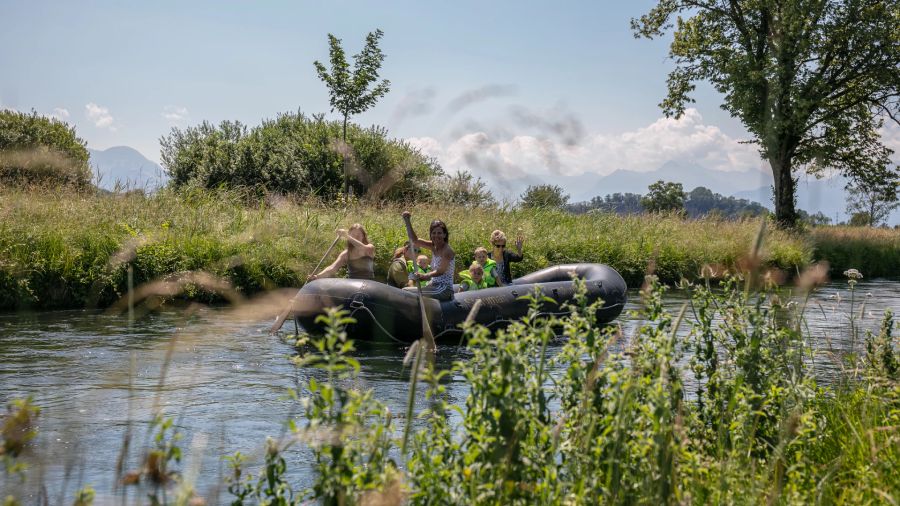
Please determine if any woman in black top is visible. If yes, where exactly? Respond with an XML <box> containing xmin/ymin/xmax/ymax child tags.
<box><xmin>487</xmin><ymin>229</ymin><xmax>524</xmax><ymax>285</ymax></box>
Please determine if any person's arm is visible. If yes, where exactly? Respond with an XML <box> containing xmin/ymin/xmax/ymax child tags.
<box><xmin>309</xmin><ymin>250</ymin><xmax>348</xmax><ymax>280</ymax></box>
<box><xmin>339</xmin><ymin>229</ymin><xmax>376</xmax><ymax>257</ymax></box>
<box><xmin>491</xmin><ymin>266</ymin><xmax>506</xmax><ymax>286</ymax></box>
<box><xmin>401</xmin><ymin>211</ymin><xmax>433</xmax><ymax>250</ymax></box>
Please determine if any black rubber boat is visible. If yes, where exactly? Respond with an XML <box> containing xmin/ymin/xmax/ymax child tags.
<box><xmin>292</xmin><ymin>263</ymin><xmax>627</xmax><ymax>344</ymax></box>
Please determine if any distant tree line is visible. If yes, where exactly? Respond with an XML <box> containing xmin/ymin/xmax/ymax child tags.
<box><xmin>566</xmin><ymin>181</ymin><xmax>768</xmax><ymax>219</ymax></box>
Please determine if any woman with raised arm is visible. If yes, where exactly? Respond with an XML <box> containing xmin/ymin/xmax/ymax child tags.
<box><xmin>487</xmin><ymin>229</ymin><xmax>525</xmax><ymax>286</ymax></box>
<box><xmin>308</xmin><ymin>223</ymin><xmax>376</xmax><ymax>281</ymax></box>
<box><xmin>401</xmin><ymin>211</ymin><xmax>455</xmax><ymax>301</ymax></box>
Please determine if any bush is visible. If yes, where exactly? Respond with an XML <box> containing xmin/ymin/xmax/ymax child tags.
<box><xmin>160</xmin><ymin>111</ymin><xmax>442</xmax><ymax>201</ymax></box>
<box><xmin>0</xmin><ymin>110</ymin><xmax>91</xmax><ymax>189</ymax></box>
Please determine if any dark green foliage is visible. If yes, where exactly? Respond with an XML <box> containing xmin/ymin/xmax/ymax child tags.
<box><xmin>685</xmin><ymin>186</ymin><xmax>768</xmax><ymax>218</ymax></box>
<box><xmin>433</xmin><ymin>170</ymin><xmax>495</xmax><ymax>207</ymax></box>
<box><xmin>159</xmin><ymin>111</ymin><xmax>441</xmax><ymax>200</ymax></box>
<box><xmin>568</xmin><ymin>192</ymin><xmax>644</xmax><ymax>214</ymax></box>
<box><xmin>0</xmin><ymin>110</ymin><xmax>91</xmax><ymax>189</ymax></box>
<box><xmin>520</xmin><ymin>184</ymin><xmax>569</xmax><ymax>209</ymax></box>
<box><xmin>633</xmin><ymin>0</ymin><xmax>900</xmax><ymax>228</ymax></box>
<box><xmin>642</xmin><ymin>180</ymin><xmax>685</xmax><ymax>213</ymax></box>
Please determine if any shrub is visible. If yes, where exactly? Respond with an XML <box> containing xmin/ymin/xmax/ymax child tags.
<box><xmin>160</xmin><ymin>111</ymin><xmax>442</xmax><ymax>201</ymax></box>
<box><xmin>0</xmin><ymin>110</ymin><xmax>91</xmax><ymax>189</ymax></box>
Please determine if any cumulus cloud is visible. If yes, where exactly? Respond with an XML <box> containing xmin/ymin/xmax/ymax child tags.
<box><xmin>51</xmin><ymin>107</ymin><xmax>69</xmax><ymax>120</ymax></box>
<box><xmin>85</xmin><ymin>102</ymin><xmax>116</xmax><ymax>130</ymax></box>
<box><xmin>408</xmin><ymin>108</ymin><xmax>763</xmax><ymax>181</ymax></box>
<box><xmin>162</xmin><ymin>105</ymin><xmax>189</xmax><ymax>124</ymax></box>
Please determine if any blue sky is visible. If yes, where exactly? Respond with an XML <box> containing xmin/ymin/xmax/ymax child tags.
<box><xmin>2</xmin><ymin>1</ymin><xmax>898</xmax><ymax>199</ymax></box>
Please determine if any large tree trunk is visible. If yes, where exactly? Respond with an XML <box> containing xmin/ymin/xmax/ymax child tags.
<box><xmin>770</xmin><ymin>156</ymin><xmax>798</xmax><ymax>228</ymax></box>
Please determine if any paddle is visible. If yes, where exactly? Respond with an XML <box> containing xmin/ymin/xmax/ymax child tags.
<box><xmin>402</xmin><ymin>212</ymin><xmax>437</xmax><ymax>352</ymax></box>
<box><xmin>268</xmin><ymin>234</ymin><xmax>341</xmax><ymax>334</ymax></box>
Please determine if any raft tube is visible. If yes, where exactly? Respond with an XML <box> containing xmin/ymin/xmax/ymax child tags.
<box><xmin>293</xmin><ymin>263</ymin><xmax>627</xmax><ymax>344</ymax></box>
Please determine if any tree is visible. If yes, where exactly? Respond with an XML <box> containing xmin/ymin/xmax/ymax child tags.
<box><xmin>0</xmin><ymin>109</ymin><xmax>91</xmax><ymax>189</ymax></box>
<box><xmin>435</xmin><ymin>170</ymin><xmax>496</xmax><ymax>207</ymax></box>
<box><xmin>520</xmin><ymin>184</ymin><xmax>569</xmax><ymax>209</ymax></box>
<box><xmin>314</xmin><ymin>29</ymin><xmax>391</xmax><ymax>195</ymax></box>
<box><xmin>633</xmin><ymin>1</ymin><xmax>900</xmax><ymax>228</ymax></box>
<box><xmin>641</xmin><ymin>180</ymin><xmax>685</xmax><ymax>213</ymax></box>
<box><xmin>845</xmin><ymin>164</ymin><xmax>899</xmax><ymax>226</ymax></box>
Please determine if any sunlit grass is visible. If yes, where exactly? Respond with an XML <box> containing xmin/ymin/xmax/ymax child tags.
<box><xmin>3</xmin><ymin>185</ymin><xmax>892</xmax><ymax>310</ymax></box>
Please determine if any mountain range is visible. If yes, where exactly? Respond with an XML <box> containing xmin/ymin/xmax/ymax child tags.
<box><xmin>88</xmin><ymin>146</ymin><xmax>166</xmax><ymax>191</ymax></box>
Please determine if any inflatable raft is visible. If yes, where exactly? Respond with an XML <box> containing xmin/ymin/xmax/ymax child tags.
<box><xmin>292</xmin><ymin>263</ymin><xmax>627</xmax><ymax>344</ymax></box>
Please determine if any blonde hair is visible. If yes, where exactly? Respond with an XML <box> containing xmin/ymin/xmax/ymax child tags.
<box><xmin>469</xmin><ymin>261</ymin><xmax>484</xmax><ymax>274</ymax></box>
<box><xmin>490</xmin><ymin>230</ymin><xmax>507</xmax><ymax>245</ymax></box>
<box><xmin>474</xmin><ymin>246</ymin><xmax>488</xmax><ymax>257</ymax></box>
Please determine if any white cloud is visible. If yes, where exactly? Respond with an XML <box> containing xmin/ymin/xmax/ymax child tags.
<box><xmin>85</xmin><ymin>102</ymin><xmax>116</xmax><ymax>130</ymax></box>
<box><xmin>162</xmin><ymin>105</ymin><xmax>189</xmax><ymax>124</ymax></box>
<box><xmin>51</xmin><ymin>107</ymin><xmax>69</xmax><ymax>120</ymax></box>
<box><xmin>880</xmin><ymin>122</ymin><xmax>900</xmax><ymax>164</ymax></box>
<box><xmin>407</xmin><ymin>108</ymin><xmax>763</xmax><ymax>181</ymax></box>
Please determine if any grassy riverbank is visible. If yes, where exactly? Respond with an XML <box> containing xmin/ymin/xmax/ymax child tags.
<box><xmin>0</xmin><ymin>187</ymin><xmax>895</xmax><ymax>310</ymax></box>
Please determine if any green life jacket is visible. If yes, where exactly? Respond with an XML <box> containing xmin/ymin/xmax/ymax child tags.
<box><xmin>407</xmin><ymin>260</ymin><xmax>430</xmax><ymax>288</ymax></box>
<box><xmin>482</xmin><ymin>258</ymin><xmax>498</xmax><ymax>287</ymax></box>
<box><xmin>458</xmin><ymin>270</ymin><xmax>488</xmax><ymax>291</ymax></box>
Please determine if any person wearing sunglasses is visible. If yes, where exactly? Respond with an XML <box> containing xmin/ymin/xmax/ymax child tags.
<box><xmin>488</xmin><ymin>229</ymin><xmax>525</xmax><ymax>286</ymax></box>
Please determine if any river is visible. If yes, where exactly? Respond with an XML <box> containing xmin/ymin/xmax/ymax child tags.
<box><xmin>1</xmin><ymin>279</ymin><xmax>897</xmax><ymax>503</ymax></box>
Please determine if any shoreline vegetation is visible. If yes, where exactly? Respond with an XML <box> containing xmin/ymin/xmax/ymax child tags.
<box><xmin>0</xmin><ymin>186</ymin><xmax>897</xmax><ymax>311</ymax></box>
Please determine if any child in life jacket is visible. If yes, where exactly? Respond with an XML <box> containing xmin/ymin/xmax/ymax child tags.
<box><xmin>473</xmin><ymin>246</ymin><xmax>500</xmax><ymax>287</ymax></box>
<box><xmin>413</xmin><ymin>254</ymin><xmax>431</xmax><ymax>287</ymax></box>
<box><xmin>458</xmin><ymin>261</ymin><xmax>488</xmax><ymax>292</ymax></box>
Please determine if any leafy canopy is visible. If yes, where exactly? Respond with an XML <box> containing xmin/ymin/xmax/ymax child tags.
<box><xmin>520</xmin><ymin>184</ymin><xmax>569</xmax><ymax>209</ymax></box>
<box><xmin>313</xmin><ymin>29</ymin><xmax>391</xmax><ymax>126</ymax></box>
<box><xmin>633</xmin><ymin>0</ymin><xmax>900</xmax><ymax>226</ymax></box>
<box><xmin>642</xmin><ymin>180</ymin><xmax>686</xmax><ymax>213</ymax></box>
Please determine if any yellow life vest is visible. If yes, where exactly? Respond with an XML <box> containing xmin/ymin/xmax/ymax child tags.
<box><xmin>482</xmin><ymin>258</ymin><xmax>498</xmax><ymax>287</ymax></box>
<box><xmin>458</xmin><ymin>270</ymin><xmax>488</xmax><ymax>291</ymax></box>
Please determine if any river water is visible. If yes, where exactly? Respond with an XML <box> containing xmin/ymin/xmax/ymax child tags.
<box><xmin>1</xmin><ymin>279</ymin><xmax>898</xmax><ymax>503</ymax></box>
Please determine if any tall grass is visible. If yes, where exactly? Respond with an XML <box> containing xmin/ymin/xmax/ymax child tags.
<box><xmin>0</xmin><ymin>187</ymin><xmax>818</xmax><ymax>310</ymax></box>
<box><xmin>810</xmin><ymin>226</ymin><xmax>900</xmax><ymax>279</ymax></box>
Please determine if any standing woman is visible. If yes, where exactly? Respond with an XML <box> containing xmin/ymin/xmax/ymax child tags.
<box><xmin>488</xmin><ymin>229</ymin><xmax>524</xmax><ymax>286</ymax></box>
<box><xmin>308</xmin><ymin>223</ymin><xmax>376</xmax><ymax>281</ymax></box>
<box><xmin>402</xmin><ymin>211</ymin><xmax>455</xmax><ymax>301</ymax></box>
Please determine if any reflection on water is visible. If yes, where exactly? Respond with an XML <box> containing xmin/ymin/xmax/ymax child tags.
<box><xmin>1</xmin><ymin>279</ymin><xmax>897</xmax><ymax>501</ymax></box>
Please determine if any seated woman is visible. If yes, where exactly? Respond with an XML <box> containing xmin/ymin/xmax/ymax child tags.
<box><xmin>487</xmin><ymin>229</ymin><xmax>524</xmax><ymax>286</ymax></box>
<box><xmin>402</xmin><ymin>211</ymin><xmax>455</xmax><ymax>301</ymax></box>
<box><xmin>458</xmin><ymin>262</ymin><xmax>487</xmax><ymax>292</ymax></box>
<box><xmin>386</xmin><ymin>242</ymin><xmax>416</xmax><ymax>287</ymax></box>
<box><xmin>473</xmin><ymin>246</ymin><xmax>500</xmax><ymax>287</ymax></box>
<box><xmin>308</xmin><ymin>223</ymin><xmax>375</xmax><ymax>281</ymax></box>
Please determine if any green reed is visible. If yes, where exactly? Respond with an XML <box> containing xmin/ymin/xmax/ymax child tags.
<box><xmin>0</xmin><ymin>186</ymin><xmax>822</xmax><ymax>310</ymax></box>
